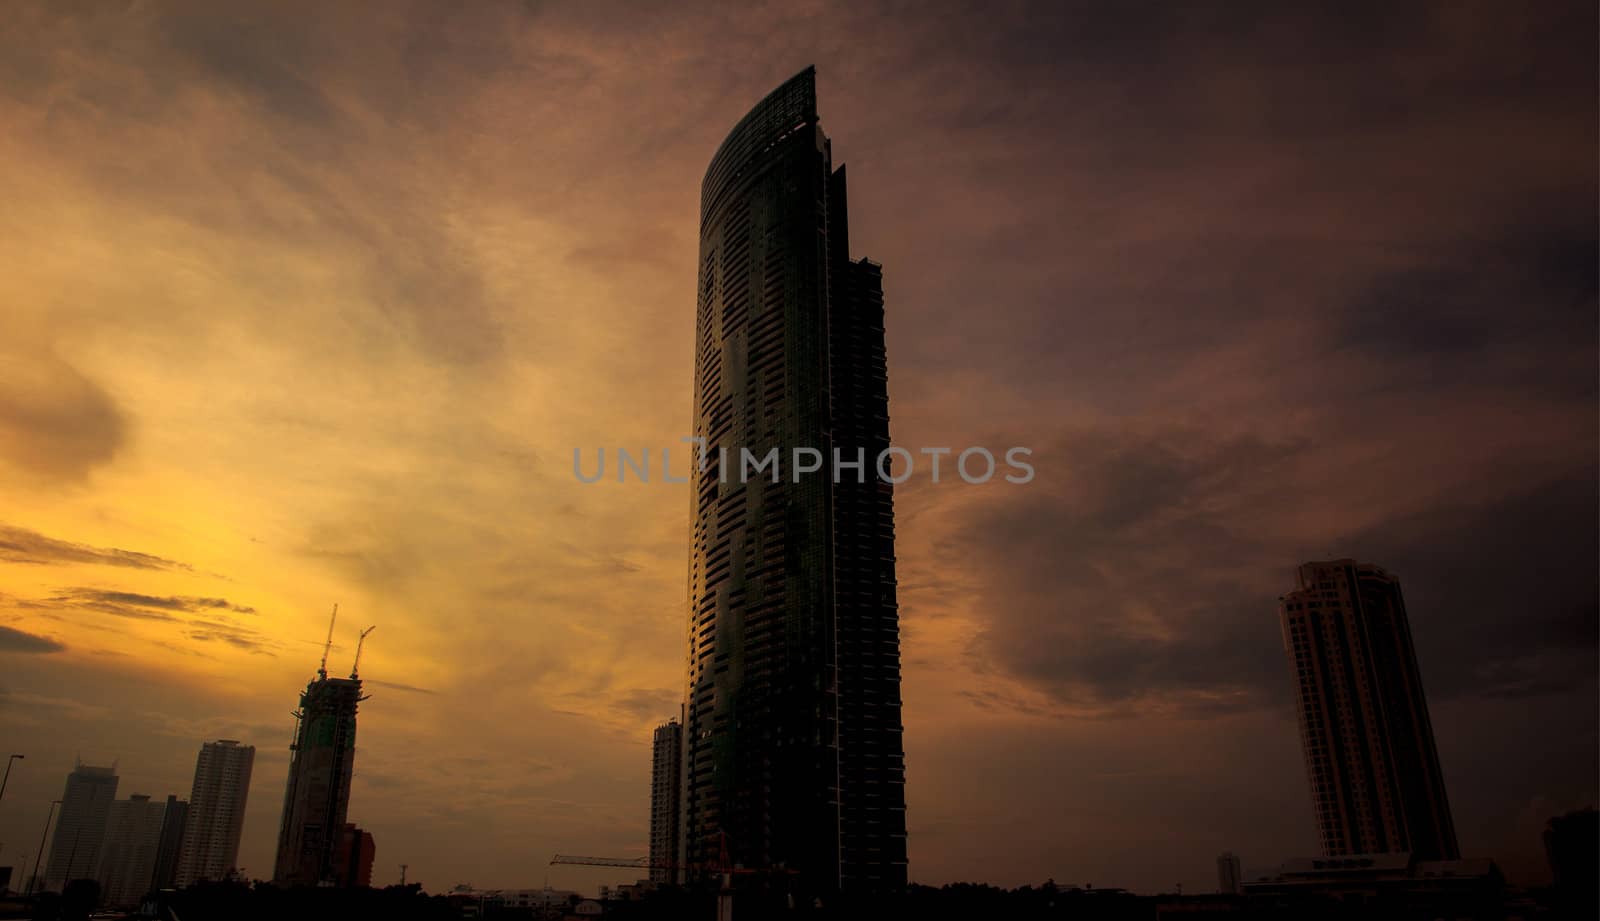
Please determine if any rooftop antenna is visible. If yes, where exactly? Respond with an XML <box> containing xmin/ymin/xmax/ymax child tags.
<box><xmin>318</xmin><ymin>603</ymin><xmax>339</xmax><ymax>679</ymax></box>
<box><xmin>351</xmin><ymin>626</ymin><xmax>376</xmax><ymax>679</ymax></box>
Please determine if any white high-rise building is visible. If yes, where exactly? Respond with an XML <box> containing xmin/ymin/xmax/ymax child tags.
<box><xmin>175</xmin><ymin>740</ymin><xmax>255</xmax><ymax>886</ymax></box>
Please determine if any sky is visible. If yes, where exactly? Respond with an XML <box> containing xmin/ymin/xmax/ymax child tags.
<box><xmin>0</xmin><ymin>0</ymin><xmax>1595</xmax><ymax>896</ymax></box>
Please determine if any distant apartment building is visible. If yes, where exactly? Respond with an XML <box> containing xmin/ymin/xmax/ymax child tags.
<box><xmin>649</xmin><ymin>720</ymin><xmax>681</xmax><ymax>884</ymax></box>
<box><xmin>96</xmin><ymin>794</ymin><xmax>166</xmax><ymax>908</ymax></box>
<box><xmin>43</xmin><ymin>762</ymin><xmax>118</xmax><ymax>892</ymax></box>
<box><xmin>1544</xmin><ymin>807</ymin><xmax>1598</xmax><ymax>917</ymax></box>
<box><xmin>1217</xmin><ymin>851</ymin><xmax>1242</xmax><ymax>894</ymax></box>
<box><xmin>1243</xmin><ymin>852</ymin><xmax>1501</xmax><ymax>909</ymax></box>
<box><xmin>1279</xmin><ymin>560</ymin><xmax>1458</xmax><ymax>860</ymax></box>
<box><xmin>332</xmin><ymin>823</ymin><xmax>375</xmax><ymax>888</ymax></box>
<box><xmin>176</xmin><ymin>740</ymin><xmax>255</xmax><ymax>886</ymax></box>
<box><xmin>474</xmin><ymin>888</ymin><xmax>580</xmax><ymax>911</ymax></box>
<box><xmin>150</xmin><ymin>794</ymin><xmax>188</xmax><ymax>891</ymax></box>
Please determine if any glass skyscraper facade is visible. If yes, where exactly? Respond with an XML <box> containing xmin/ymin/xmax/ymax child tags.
<box><xmin>678</xmin><ymin>67</ymin><xmax>907</xmax><ymax>899</ymax></box>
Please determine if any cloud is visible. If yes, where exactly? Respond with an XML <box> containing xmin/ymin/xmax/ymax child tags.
<box><xmin>15</xmin><ymin>588</ymin><xmax>277</xmax><ymax>655</ymax></box>
<box><xmin>50</xmin><ymin>589</ymin><xmax>255</xmax><ymax>615</ymax></box>
<box><xmin>941</xmin><ymin>425</ymin><xmax>1306</xmax><ymax>717</ymax></box>
<box><xmin>939</xmin><ymin>424</ymin><xmax>1597</xmax><ymax>718</ymax></box>
<box><xmin>0</xmin><ymin>350</ymin><xmax>126</xmax><ymax>483</ymax></box>
<box><xmin>186</xmin><ymin>628</ymin><xmax>274</xmax><ymax>654</ymax></box>
<box><xmin>0</xmin><ymin>688</ymin><xmax>113</xmax><ymax>721</ymax></box>
<box><xmin>1331</xmin><ymin>223</ymin><xmax>1599</xmax><ymax>392</ymax></box>
<box><xmin>137</xmin><ymin>710</ymin><xmax>285</xmax><ymax>743</ymax></box>
<box><xmin>364</xmin><ymin>678</ymin><xmax>438</xmax><ymax>695</ymax></box>
<box><xmin>0</xmin><ymin>623</ymin><xmax>65</xmax><ymax>653</ymax></box>
<box><xmin>608</xmin><ymin>687</ymin><xmax>677</xmax><ymax>720</ymax></box>
<box><xmin>0</xmin><ymin>524</ymin><xmax>193</xmax><ymax>571</ymax></box>
<box><xmin>1343</xmin><ymin>475</ymin><xmax>1599</xmax><ymax>701</ymax></box>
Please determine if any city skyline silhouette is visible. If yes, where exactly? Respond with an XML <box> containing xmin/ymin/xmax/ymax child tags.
<box><xmin>0</xmin><ymin>1</ymin><xmax>1594</xmax><ymax>915</ymax></box>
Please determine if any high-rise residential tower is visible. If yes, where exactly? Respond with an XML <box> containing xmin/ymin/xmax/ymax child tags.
<box><xmin>274</xmin><ymin>669</ymin><xmax>365</xmax><ymax>885</ymax></box>
<box><xmin>43</xmin><ymin>762</ymin><xmax>118</xmax><ymax>892</ymax></box>
<box><xmin>150</xmin><ymin>795</ymin><xmax>188</xmax><ymax>891</ymax></box>
<box><xmin>679</xmin><ymin>67</ymin><xmax>907</xmax><ymax>899</ymax></box>
<box><xmin>176</xmin><ymin>740</ymin><xmax>255</xmax><ymax>886</ymax></box>
<box><xmin>1279</xmin><ymin>560</ymin><xmax>1459</xmax><ymax>860</ymax></box>
<box><xmin>648</xmin><ymin>719</ymin><xmax>682</xmax><ymax>884</ymax></box>
<box><xmin>96</xmin><ymin>793</ymin><xmax>166</xmax><ymax>908</ymax></box>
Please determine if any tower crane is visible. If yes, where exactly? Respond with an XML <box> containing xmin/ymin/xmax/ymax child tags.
<box><xmin>351</xmin><ymin>625</ymin><xmax>376</xmax><ymax>678</ymax></box>
<box><xmin>551</xmin><ymin>833</ymin><xmax>796</xmax><ymax>921</ymax></box>
<box><xmin>550</xmin><ymin>844</ymin><xmax>794</xmax><ymax>877</ymax></box>
<box><xmin>317</xmin><ymin>603</ymin><xmax>339</xmax><ymax>678</ymax></box>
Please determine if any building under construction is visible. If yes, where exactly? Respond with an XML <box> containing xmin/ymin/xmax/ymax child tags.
<box><xmin>273</xmin><ymin>609</ymin><xmax>372</xmax><ymax>886</ymax></box>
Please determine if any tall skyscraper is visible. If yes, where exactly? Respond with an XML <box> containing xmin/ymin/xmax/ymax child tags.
<box><xmin>1279</xmin><ymin>560</ymin><xmax>1459</xmax><ymax>860</ymax></box>
<box><xmin>648</xmin><ymin>719</ymin><xmax>682</xmax><ymax>884</ymax></box>
<box><xmin>679</xmin><ymin>67</ymin><xmax>907</xmax><ymax>898</ymax></box>
<box><xmin>96</xmin><ymin>793</ymin><xmax>166</xmax><ymax>908</ymax></box>
<box><xmin>150</xmin><ymin>795</ymin><xmax>188</xmax><ymax>891</ymax></box>
<box><xmin>274</xmin><ymin>667</ymin><xmax>365</xmax><ymax>885</ymax></box>
<box><xmin>43</xmin><ymin>762</ymin><xmax>118</xmax><ymax>892</ymax></box>
<box><xmin>176</xmin><ymin>740</ymin><xmax>255</xmax><ymax>886</ymax></box>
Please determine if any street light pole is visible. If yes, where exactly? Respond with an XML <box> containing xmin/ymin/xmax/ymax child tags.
<box><xmin>25</xmin><ymin>800</ymin><xmax>59</xmax><ymax>897</ymax></box>
<box><xmin>63</xmin><ymin>829</ymin><xmax>82</xmax><ymax>887</ymax></box>
<box><xmin>0</xmin><ymin>754</ymin><xmax>22</xmax><ymax>804</ymax></box>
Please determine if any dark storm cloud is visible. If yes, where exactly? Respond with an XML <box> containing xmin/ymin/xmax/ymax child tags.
<box><xmin>0</xmin><ymin>524</ymin><xmax>192</xmax><ymax>571</ymax></box>
<box><xmin>872</xmin><ymin>1</ymin><xmax>1596</xmax><ymax>727</ymax></box>
<box><xmin>860</xmin><ymin>2</ymin><xmax>1596</xmax><ymax>417</ymax></box>
<box><xmin>947</xmin><ymin>425</ymin><xmax>1597</xmax><ymax>715</ymax></box>
<box><xmin>939</xmin><ymin>426</ymin><xmax>1306</xmax><ymax>715</ymax></box>
<box><xmin>1346</xmin><ymin>475</ymin><xmax>1599</xmax><ymax>701</ymax></box>
<box><xmin>0</xmin><ymin>623</ymin><xmax>65</xmax><ymax>654</ymax></box>
<box><xmin>1336</xmin><ymin>224</ymin><xmax>1600</xmax><ymax>370</ymax></box>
